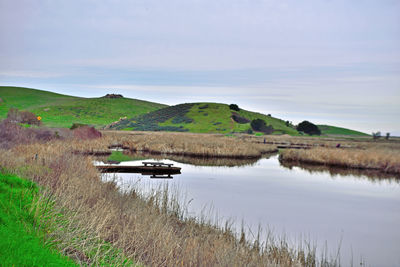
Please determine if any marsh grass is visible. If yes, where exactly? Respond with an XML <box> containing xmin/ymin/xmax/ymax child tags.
<box><xmin>103</xmin><ymin>131</ymin><xmax>278</xmax><ymax>158</ymax></box>
<box><xmin>0</xmin><ymin>136</ymin><xmax>329</xmax><ymax>266</ymax></box>
<box><xmin>279</xmin><ymin>147</ymin><xmax>400</xmax><ymax>174</ymax></box>
<box><xmin>2</xmin><ymin>129</ymin><xmax>393</xmax><ymax>266</ymax></box>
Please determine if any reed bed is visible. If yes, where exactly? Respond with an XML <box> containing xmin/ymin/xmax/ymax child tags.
<box><xmin>0</xmin><ymin>139</ymin><xmax>322</xmax><ymax>267</ymax></box>
<box><xmin>245</xmin><ymin>134</ymin><xmax>400</xmax><ymax>151</ymax></box>
<box><xmin>280</xmin><ymin>147</ymin><xmax>400</xmax><ymax>175</ymax></box>
<box><xmin>103</xmin><ymin>131</ymin><xmax>278</xmax><ymax>158</ymax></box>
<box><xmin>3</xmin><ymin>127</ymin><xmax>395</xmax><ymax>266</ymax></box>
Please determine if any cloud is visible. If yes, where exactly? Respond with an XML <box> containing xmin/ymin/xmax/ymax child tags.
<box><xmin>1</xmin><ymin>0</ymin><xmax>399</xmax><ymax>134</ymax></box>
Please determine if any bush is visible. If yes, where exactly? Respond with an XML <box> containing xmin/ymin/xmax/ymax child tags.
<box><xmin>250</xmin><ymin>119</ymin><xmax>274</xmax><ymax>134</ymax></box>
<box><xmin>229</xmin><ymin>104</ymin><xmax>240</xmax><ymax>111</ymax></box>
<box><xmin>198</xmin><ymin>104</ymin><xmax>209</xmax><ymax>109</ymax></box>
<box><xmin>0</xmin><ymin>119</ymin><xmax>54</xmax><ymax>149</ymax></box>
<box><xmin>70</xmin><ymin>123</ymin><xmax>88</xmax><ymax>130</ymax></box>
<box><xmin>73</xmin><ymin>126</ymin><xmax>102</xmax><ymax>140</ymax></box>
<box><xmin>7</xmin><ymin>108</ymin><xmax>41</xmax><ymax>126</ymax></box>
<box><xmin>296</xmin><ymin>121</ymin><xmax>321</xmax><ymax>135</ymax></box>
<box><xmin>231</xmin><ymin>113</ymin><xmax>250</xmax><ymax>124</ymax></box>
<box><xmin>372</xmin><ymin>131</ymin><xmax>381</xmax><ymax>140</ymax></box>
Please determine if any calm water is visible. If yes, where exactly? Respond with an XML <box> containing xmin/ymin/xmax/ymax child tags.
<box><xmin>102</xmin><ymin>155</ymin><xmax>400</xmax><ymax>266</ymax></box>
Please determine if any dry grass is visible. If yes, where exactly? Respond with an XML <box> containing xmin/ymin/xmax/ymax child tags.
<box><xmin>3</xmin><ymin>128</ymin><xmax>396</xmax><ymax>266</ymax></box>
<box><xmin>280</xmin><ymin>147</ymin><xmax>400</xmax><ymax>174</ymax></box>
<box><xmin>102</xmin><ymin>131</ymin><xmax>278</xmax><ymax>158</ymax></box>
<box><xmin>0</xmin><ymin>138</ymin><xmax>321</xmax><ymax>267</ymax></box>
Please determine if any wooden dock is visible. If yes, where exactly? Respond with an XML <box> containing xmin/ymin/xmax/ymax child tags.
<box><xmin>96</xmin><ymin>161</ymin><xmax>181</xmax><ymax>174</ymax></box>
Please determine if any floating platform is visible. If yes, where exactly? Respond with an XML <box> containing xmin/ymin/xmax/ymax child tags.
<box><xmin>96</xmin><ymin>161</ymin><xmax>181</xmax><ymax>174</ymax></box>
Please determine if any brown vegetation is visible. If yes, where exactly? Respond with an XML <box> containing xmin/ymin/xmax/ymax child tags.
<box><xmin>279</xmin><ymin>147</ymin><xmax>400</xmax><ymax>175</ymax></box>
<box><xmin>0</xmin><ymin>138</ymin><xmax>316</xmax><ymax>266</ymax></box>
<box><xmin>102</xmin><ymin>131</ymin><xmax>278</xmax><ymax>158</ymax></box>
<box><xmin>73</xmin><ymin>125</ymin><xmax>102</xmax><ymax>139</ymax></box>
<box><xmin>0</xmin><ymin>119</ymin><xmax>60</xmax><ymax>149</ymax></box>
<box><xmin>7</xmin><ymin>107</ymin><xmax>42</xmax><ymax>126</ymax></box>
<box><xmin>2</xmin><ymin>126</ymin><xmax>398</xmax><ymax>266</ymax></box>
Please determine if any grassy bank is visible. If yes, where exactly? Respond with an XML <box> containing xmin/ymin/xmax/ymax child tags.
<box><xmin>0</xmin><ymin>171</ymin><xmax>135</xmax><ymax>266</ymax></box>
<box><xmin>0</xmin><ymin>173</ymin><xmax>77</xmax><ymax>266</ymax></box>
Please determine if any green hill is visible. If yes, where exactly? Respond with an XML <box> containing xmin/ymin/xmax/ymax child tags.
<box><xmin>0</xmin><ymin>86</ymin><xmax>368</xmax><ymax>136</ymax></box>
<box><xmin>0</xmin><ymin>86</ymin><xmax>167</xmax><ymax>128</ymax></box>
<box><xmin>111</xmin><ymin>102</ymin><xmax>299</xmax><ymax>135</ymax></box>
<box><xmin>318</xmin><ymin>125</ymin><xmax>369</xmax><ymax>136</ymax></box>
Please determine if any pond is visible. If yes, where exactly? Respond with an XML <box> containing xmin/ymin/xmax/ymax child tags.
<box><xmin>101</xmin><ymin>154</ymin><xmax>400</xmax><ymax>266</ymax></box>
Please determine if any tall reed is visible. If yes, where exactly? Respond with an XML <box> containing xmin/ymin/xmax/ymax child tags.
<box><xmin>0</xmin><ymin>138</ymin><xmax>323</xmax><ymax>266</ymax></box>
<box><xmin>280</xmin><ymin>147</ymin><xmax>400</xmax><ymax>174</ymax></box>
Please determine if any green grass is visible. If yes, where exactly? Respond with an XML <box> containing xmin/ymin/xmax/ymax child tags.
<box><xmin>0</xmin><ymin>86</ymin><xmax>368</xmax><ymax>136</ymax></box>
<box><xmin>0</xmin><ymin>86</ymin><xmax>167</xmax><ymax>128</ymax></box>
<box><xmin>318</xmin><ymin>124</ymin><xmax>369</xmax><ymax>136</ymax></box>
<box><xmin>115</xmin><ymin>102</ymin><xmax>300</xmax><ymax>135</ymax></box>
<box><xmin>107</xmin><ymin>151</ymin><xmax>148</xmax><ymax>163</ymax></box>
<box><xmin>0</xmin><ymin>171</ymin><xmax>136</xmax><ymax>266</ymax></box>
<box><xmin>0</xmin><ymin>172</ymin><xmax>77</xmax><ymax>266</ymax></box>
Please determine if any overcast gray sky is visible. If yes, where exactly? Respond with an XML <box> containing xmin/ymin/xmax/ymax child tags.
<box><xmin>1</xmin><ymin>0</ymin><xmax>399</xmax><ymax>134</ymax></box>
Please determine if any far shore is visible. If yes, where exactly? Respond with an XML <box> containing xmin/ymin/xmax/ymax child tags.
<box><xmin>97</xmin><ymin>131</ymin><xmax>400</xmax><ymax>175</ymax></box>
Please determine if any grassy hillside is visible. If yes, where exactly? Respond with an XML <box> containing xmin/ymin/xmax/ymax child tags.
<box><xmin>0</xmin><ymin>86</ymin><xmax>167</xmax><ymax>128</ymax></box>
<box><xmin>112</xmin><ymin>102</ymin><xmax>299</xmax><ymax>135</ymax></box>
<box><xmin>0</xmin><ymin>86</ymin><xmax>368</xmax><ymax>136</ymax></box>
<box><xmin>318</xmin><ymin>124</ymin><xmax>369</xmax><ymax>136</ymax></box>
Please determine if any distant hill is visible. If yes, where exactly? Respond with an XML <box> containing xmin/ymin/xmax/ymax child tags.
<box><xmin>0</xmin><ymin>86</ymin><xmax>167</xmax><ymax>128</ymax></box>
<box><xmin>318</xmin><ymin>125</ymin><xmax>369</xmax><ymax>136</ymax></box>
<box><xmin>110</xmin><ymin>102</ymin><xmax>299</xmax><ymax>135</ymax></box>
<box><xmin>0</xmin><ymin>86</ymin><xmax>369</xmax><ymax>136</ymax></box>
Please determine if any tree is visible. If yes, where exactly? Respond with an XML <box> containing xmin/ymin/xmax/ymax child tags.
<box><xmin>229</xmin><ymin>104</ymin><xmax>240</xmax><ymax>111</ymax></box>
<box><xmin>386</xmin><ymin>132</ymin><xmax>390</xmax><ymax>140</ymax></box>
<box><xmin>296</xmin><ymin>121</ymin><xmax>321</xmax><ymax>135</ymax></box>
<box><xmin>372</xmin><ymin>131</ymin><xmax>381</xmax><ymax>140</ymax></box>
<box><xmin>250</xmin><ymin>119</ymin><xmax>274</xmax><ymax>134</ymax></box>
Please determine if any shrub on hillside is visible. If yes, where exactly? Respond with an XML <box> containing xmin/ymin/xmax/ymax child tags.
<box><xmin>70</xmin><ymin>123</ymin><xmax>88</xmax><ymax>130</ymax></box>
<box><xmin>0</xmin><ymin>119</ymin><xmax>54</xmax><ymax>149</ymax></box>
<box><xmin>296</xmin><ymin>121</ymin><xmax>321</xmax><ymax>135</ymax></box>
<box><xmin>7</xmin><ymin>108</ymin><xmax>41</xmax><ymax>126</ymax></box>
<box><xmin>250</xmin><ymin>119</ymin><xmax>274</xmax><ymax>134</ymax></box>
<box><xmin>198</xmin><ymin>104</ymin><xmax>209</xmax><ymax>109</ymax></box>
<box><xmin>73</xmin><ymin>126</ymin><xmax>102</xmax><ymax>140</ymax></box>
<box><xmin>231</xmin><ymin>113</ymin><xmax>250</xmax><ymax>124</ymax></box>
<box><xmin>171</xmin><ymin>116</ymin><xmax>193</xmax><ymax>124</ymax></box>
<box><xmin>229</xmin><ymin>104</ymin><xmax>240</xmax><ymax>111</ymax></box>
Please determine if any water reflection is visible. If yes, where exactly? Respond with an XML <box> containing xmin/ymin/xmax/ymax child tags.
<box><xmin>124</xmin><ymin>151</ymin><xmax>276</xmax><ymax>167</ymax></box>
<box><xmin>101</xmin><ymin>155</ymin><xmax>400</xmax><ymax>266</ymax></box>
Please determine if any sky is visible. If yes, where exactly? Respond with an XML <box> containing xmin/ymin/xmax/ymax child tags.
<box><xmin>1</xmin><ymin>0</ymin><xmax>399</xmax><ymax>135</ymax></box>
